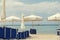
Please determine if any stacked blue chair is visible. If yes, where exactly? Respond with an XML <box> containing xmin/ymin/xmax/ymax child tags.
<box><xmin>20</xmin><ymin>32</ymin><xmax>26</xmax><ymax>39</ymax></box>
<box><xmin>57</xmin><ymin>29</ymin><xmax>60</xmax><ymax>36</ymax></box>
<box><xmin>0</xmin><ymin>27</ymin><xmax>4</xmax><ymax>38</ymax></box>
<box><xmin>0</xmin><ymin>27</ymin><xmax>29</xmax><ymax>39</ymax></box>
<box><xmin>25</xmin><ymin>31</ymin><xmax>29</xmax><ymax>38</ymax></box>
<box><xmin>3</xmin><ymin>27</ymin><xmax>11</xmax><ymax>39</ymax></box>
<box><xmin>17</xmin><ymin>31</ymin><xmax>29</xmax><ymax>39</ymax></box>
<box><xmin>30</xmin><ymin>29</ymin><xmax>36</xmax><ymax>34</ymax></box>
<box><xmin>17</xmin><ymin>32</ymin><xmax>21</xmax><ymax>39</ymax></box>
<box><xmin>25</xmin><ymin>31</ymin><xmax>27</xmax><ymax>38</ymax></box>
<box><xmin>17</xmin><ymin>31</ymin><xmax>26</xmax><ymax>39</ymax></box>
<box><xmin>11</xmin><ymin>28</ymin><xmax>17</xmax><ymax>39</ymax></box>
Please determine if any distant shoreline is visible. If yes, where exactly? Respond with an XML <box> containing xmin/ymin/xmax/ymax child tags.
<box><xmin>4</xmin><ymin>24</ymin><xmax>59</xmax><ymax>26</ymax></box>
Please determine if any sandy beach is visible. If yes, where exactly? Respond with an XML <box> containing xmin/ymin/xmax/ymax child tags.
<box><xmin>26</xmin><ymin>34</ymin><xmax>60</xmax><ymax>40</ymax></box>
<box><xmin>0</xmin><ymin>34</ymin><xmax>60</xmax><ymax>40</ymax></box>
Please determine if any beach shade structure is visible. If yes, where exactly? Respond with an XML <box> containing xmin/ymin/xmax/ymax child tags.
<box><xmin>48</xmin><ymin>13</ymin><xmax>60</xmax><ymax>36</ymax></box>
<box><xmin>20</xmin><ymin>14</ymin><xmax>26</xmax><ymax>31</ymax></box>
<box><xmin>24</xmin><ymin>15</ymin><xmax>42</xmax><ymax>34</ymax></box>
<box><xmin>19</xmin><ymin>14</ymin><xmax>26</xmax><ymax>39</ymax></box>
<box><xmin>6</xmin><ymin>16</ymin><xmax>20</xmax><ymax>22</ymax></box>
<box><xmin>5</xmin><ymin>16</ymin><xmax>20</xmax><ymax>27</ymax></box>
<box><xmin>48</xmin><ymin>13</ymin><xmax>60</xmax><ymax>28</ymax></box>
<box><xmin>24</xmin><ymin>15</ymin><xmax>42</xmax><ymax>27</ymax></box>
<box><xmin>17</xmin><ymin>14</ymin><xmax>29</xmax><ymax>39</ymax></box>
<box><xmin>1</xmin><ymin>0</ymin><xmax>6</xmax><ymax>21</ymax></box>
<box><xmin>0</xmin><ymin>18</ymin><xmax>2</xmax><ymax>22</ymax></box>
<box><xmin>0</xmin><ymin>0</ymin><xmax>6</xmax><ymax>27</ymax></box>
<box><xmin>48</xmin><ymin>13</ymin><xmax>60</xmax><ymax>21</ymax></box>
<box><xmin>24</xmin><ymin>15</ymin><xmax>42</xmax><ymax>21</ymax></box>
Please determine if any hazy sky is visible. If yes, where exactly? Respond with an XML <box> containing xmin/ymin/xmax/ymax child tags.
<box><xmin>0</xmin><ymin>0</ymin><xmax>60</xmax><ymax>18</ymax></box>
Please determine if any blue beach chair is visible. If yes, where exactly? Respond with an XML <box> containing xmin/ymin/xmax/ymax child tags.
<box><xmin>30</xmin><ymin>29</ymin><xmax>36</xmax><ymax>34</ymax></box>
<box><xmin>25</xmin><ymin>31</ymin><xmax>29</xmax><ymax>38</ymax></box>
<box><xmin>17</xmin><ymin>31</ymin><xmax>26</xmax><ymax>39</ymax></box>
<box><xmin>3</xmin><ymin>27</ymin><xmax>11</xmax><ymax>39</ymax></box>
<box><xmin>11</xmin><ymin>28</ymin><xmax>17</xmax><ymax>39</ymax></box>
<box><xmin>57</xmin><ymin>29</ymin><xmax>60</xmax><ymax>36</ymax></box>
<box><xmin>0</xmin><ymin>27</ymin><xmax>4</xmax><ymax>38</ymax></box>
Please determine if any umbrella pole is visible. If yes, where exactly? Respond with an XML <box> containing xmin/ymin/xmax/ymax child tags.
<box><xmin>57</xmin><ymin>21</ymin><xmax>60</xmax><ymax>40</ymax></box>
<box><xmin>2</xmin><ymin>21</ymin><xmax>5</xmax><ymax>27</ymax></box>
<box><xmin>32</xmin><ymin>21</ymin><xmax>34</xmax><ymax>29</ymax></box>
<box><xmin>1</xmin><ymin>21</ymin><xmax>3</xmax><ymax>27</ymax></box>
<box><xmin>58</xmin><ymin>21</ymin><xmax>60</xmax><ymax>29</ymax></box>
<box><xmin>59</xmin><ymin>21</ymin><xmax>60</xmax><ymax>26</ymax></box>
<box><xmin>12</xmin><ymin>20</ymin><xmax>14</xmax><ymax>28</ymax></box>
<box><xmin>2</xmin><ymin>21</ymin><xmax>6</xmax><ymax>39</ymax></box>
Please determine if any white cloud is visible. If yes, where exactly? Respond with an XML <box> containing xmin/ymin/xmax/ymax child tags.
<box><xmin>15</xmin><ymin>2</ymin><xmax>60</xmax><ymax>14</ymax></box>
<box><xmin>14</xmin><ymin>2</ymin><xmax>24</xmax><ymax>5</ymax></box>
<box><xmin>31</xmin><ymin>2</ymin><xmax>60</xmax><ymax>13</ymax></box>
<box><xmin>0</xmin><ymin>0</ymin><xmax>60</xmax><ymax>17</ymax></box>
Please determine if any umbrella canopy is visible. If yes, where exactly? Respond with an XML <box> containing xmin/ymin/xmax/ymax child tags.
<box><xmin>5</xmin><ymin>16</ymin><xmax>20</xmax><ymax>22</ymax></box>
<box><xmin>24</xmin><ymin>15</ymin><xmax>42</xmax><ymax>21</ymax></box>
<box><xmin>1</xmin><ymin>0</ymin><xmax>6</xmax><ymax>22</ymax></box>
<box><xmin>5</xmin><ymin>16</ymin><xmax>20</xmax><ymax>28</ymax></box>
<box><xmin>20</xmin><ymin>14</ymin><xmax>25</xmax><ymax>30</ymax></box>
<box><xmin>0</xmin><ymin>0</ymin><xmax>6</xmax><ymax>27</ymax></box>
<box><xmin>48</xmin><ymin>13</ymin><xmax>60</xmax><ymax>21</ymax></box>
<box><xmin>0</xmin><ymin>17</ymin><xmax>1</xmax><ymax>22</ymax></box>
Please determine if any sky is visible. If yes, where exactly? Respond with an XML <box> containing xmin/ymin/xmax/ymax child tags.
<box><xmin>0</xmin><ymin>0</ymin><xmax>60</xmax><ymax>18</ymax></box>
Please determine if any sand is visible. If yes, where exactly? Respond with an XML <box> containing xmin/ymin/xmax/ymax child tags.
<box><xmin>26</xmin><ymin>34</ymin><xmax>60</xmax><ymax>40</ymax></box>
<box><xmin>0</xmin><ymin>34</ymin><xmax>60</xmax><ymax>40</ymax></box>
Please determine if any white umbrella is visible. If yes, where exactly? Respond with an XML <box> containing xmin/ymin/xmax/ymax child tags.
<box><xmin>20</xmin><ymin>14</ymin><xmax>25</xmax><ymax>31</ymax></box>
<box><xmin>6</xmin><ymin>16</ymin><xmax>20</xmax><ymax>22</ymax></box>
<box><xmin>0</xmin><ymin>17</ymin><xmax>2</xmax><ymax>22</ymax></box>
<box><xmin>5</xmin><ymin>16</ymin><xmax>20</xmax><ymax>28</ymax></box>
<box><xmin>24</xmin><ymin>15</ymin><xmax>42</xmax><ymax>28</ymax></box>
<box><xmin>24</xmin><ymin>15</ymin><xmax>42</xmax><ymax>21</ymax></box>
<box><xmin>0</xmin><ymin>0</ymin><xmax>6</xmax><ymax>27</ymax></box>
<box><xmin>1</xmin><ymin>0</ymin><xmax>6</xmax><ymax>21</ymax></box>
<box><xmin>48</xmin><ymin>13</ymin><xmax>60</xmax><ymax>28</ymax></box>
<box><xmin>48</xmin><ymin>13</ymin><xmax>60</xmax><ymax>21</ymax></box>
<box><xmin>5</xmin><ymin>16</ymin><xmax>20</xmax><ymax>38</ymax></box>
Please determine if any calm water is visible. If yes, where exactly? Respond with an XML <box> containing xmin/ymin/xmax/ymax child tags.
<box><xmin>13</xmin><ymin>25</ymin><xmax>59</xmax><ymax>34</ymax></box>
<box><xmin>0</xmin><ymin>22</ymin><xmax>60</xmax><ymax>34</ymax></box>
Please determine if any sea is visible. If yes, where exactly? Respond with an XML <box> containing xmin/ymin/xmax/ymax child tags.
<box><xmin>0</xmin><ymin>21</ymin><xmax>60</xmax><ymax>35</ymax></box>
<box><xmin>14</xmin><ymin>25</ymin><xmax>59</xmax><ymax>34</ymax></box>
